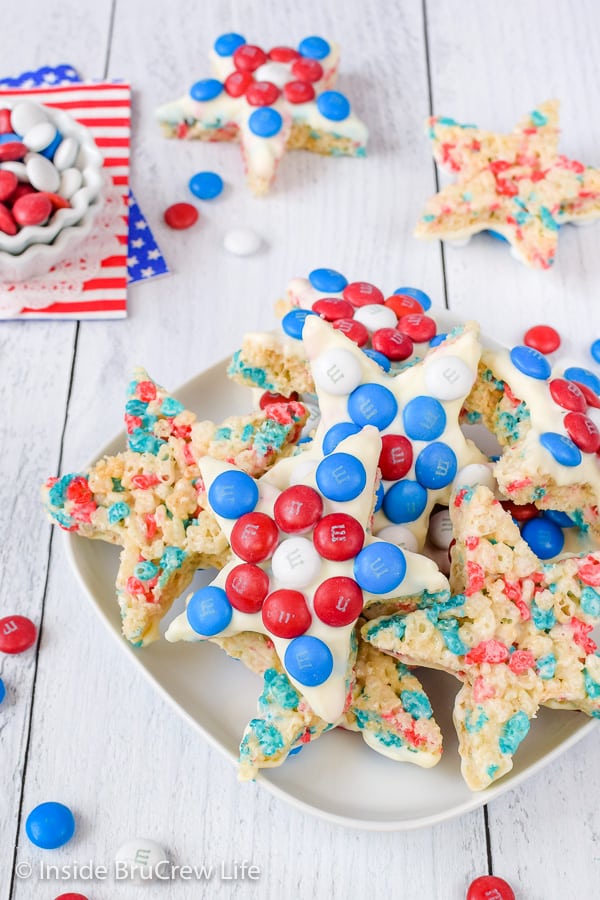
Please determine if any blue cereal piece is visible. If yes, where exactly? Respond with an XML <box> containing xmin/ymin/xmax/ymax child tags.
<box><xmin>400</xmin><ymin>690</ymin><xmax>433</xmax><ymax>720</ymax></box>
<box><xmin>108</xmin><ymin>501</ymin><xmax>130</xmax><ymax>525</ymax></box>
<box><xmin>498</xmin><ymin>711</ymin><xmax>530</xmax><ymax>755</ymax></box>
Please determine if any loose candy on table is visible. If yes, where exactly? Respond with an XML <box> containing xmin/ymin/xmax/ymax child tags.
<box><xmin>0</xmin><ymin>677</ymin><xmax>5</xmax><ymax>704</ymax></box>
<box><xmin>25</xmin><ymin>802</ymin><xmax>75</xmax><ymax>849</ymax></box>
<box><xmin>591</xmin><ymin>339</ymin><xmax>600</xmax><ymax>364</ymax></box>
<box><xmin>466</xmin><ymin>875</ymin><xmax>516</xmax><ymax>900</ymax></box>
<box><xmin>0</xmin><ymin>615</ymin><xmax>37</xmax><ymax>654</ymax></box>
<box><xmin>115</xmin><ymin>838</ymin><xmax>169</xmax><ymax>879</ymax></box>
<box><xmin>54</xmin><ymin>894</ymin><xmax>89</xmax><ymax>900</ymax></box>
<box><xmin>163</xmin><ymin>202</ymin><xmax>199</xmax><ymax>229</ymax></box>
<box><xmin>223</xmin><ymin>227</ymin><xmax>262</xmax><ymax>256</ymax></box>
<box><xmin>189</xmin><ymin>170</ymin><xmax>224</xmax><ymax>200</ymax></box>
<box><xmin>523</xmin><ymin>323</ymin><xmax>561</xmax><ymax>354</ymax></box>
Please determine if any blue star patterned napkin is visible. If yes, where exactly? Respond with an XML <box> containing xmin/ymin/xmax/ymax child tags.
<box><xmin>1</xmin><ymin>64</ymin><xmax>170</xmax><ymax>286</ymax></box>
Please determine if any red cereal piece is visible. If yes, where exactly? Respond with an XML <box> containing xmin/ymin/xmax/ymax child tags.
<box><xmin>164</xmin><ymin>202</ymin><xmax>199</xmax><ymax>230</ymax></box>
<box><xmin>524</xmin><ymin>324</ymin><xmax>561</xmax><ymax>354</ymax></box>
<box><xmin>291</xmin><ymin>58</ymin><xmax>323</xmax><ymax>82</ymax></box>
<box><xmin>371</xmin><ymin>328</ymin><xmax>413</xmax><ymax>361</ymax></box>
<box><xmin>397</xmin><ymin>313</ymin><xmax>437</xmax><ymax>343</ymax></box>
<box><xmin>466</xmin><ymin>561</ymin><xmax>486</xmax><ymax>595</ymax></box>
<box><xmin>508</xmin><ymin>649</ymin><xmax>535</xmax><ymax>674</ymax></box>
<box><xmin>342</xmin><ymin>281</ymin><xmax>385</xmax><ymax>307</ymax></box>
<box><xmin>131</xmin><ymin>474</ymin><xmax>160</xmax><ymax>490</ymax></box>
<box><xmin>66</xmin><ymin>476</ymin><xmax>93</xmax><ymax>505</ymax></box>
<box><xmin>283</xmin><ymin>81</ymin><xmax>315</xmax><ymax>104</ymax></box>
<box><xmin>233</xmin><ymin>45</ymin><xmax>267</xmax><ymax>72</ymax></box>
<box><xmin>268</xmin><ymin>47</ymin><xmax>301</xmax><ymax>62</ymax></box>
<box><xmin>273</xmin><ymin>485</ymin><xmax>323</xmax><ymax>533</ymax></box>
<box><xmin>379</xmin><ymin>434</ymin><xmax>413</xmax><ymax>480</ymax></box>
<box><xmin>578</xmin><ymin>555</ymin><xmax>600</xmax><ymax>586</ymax></box>
<box><xmin>0</xmin><ymin>108</ymin><xmax>12</xmax><ymax>133</ymax></box>
<box><xmin>571</xmin><ymin>617</ymin><xmax>597</xmax><ymax>655</ymax></box>
<box><xmin>225</xmin><ymin>563</ymin><xmax>269</xmax><ymax>613</ymax></box>
<box><xmin>313</xmin><ymin>576</ymin><xmax>363</xmax><ymax>627</ymax></box>
<box><xmin>564</xmin><ymin>411</ymin><xmax>600</xmax><ymax>453</ymax></box>
<box><xmin>262</xmin><ymin>589</ymin><xmax>311</xmax><ymax>638</ymax></box>
<box><xmin>467</xmin><ymin>875</ymin><xmax>515</xmax><ymax>900</ymax></box>
<box><xmin>472</xmin><ymin>675</ymin><xmax>496</xmax><ymax>703</ymax></box>
<box><xmin>0</xmin><ymin>141</ymin><xmax>27</xmax><ymax>162</ymax></box>
<box><xmin>465</xmin><ymin>639</ymin><xmax>510</xmax><ymax>665</ymax></box>
<box><xmin>0</xmin><ymin>202</ymin><xmax>17</xmax><ymax>235</ymax></box>
<box><xmin>12</xmin><ymin>192</ymin><xmax>52</xmax><ymax>227</ymax></box>
<box><xmin>259</xmin><ymin>390</ymin><xmax>299</xmax><ymax>409</ymax></box>
<box><xmin>224</xmin><ymin>71</ymin><xmax>253</xmax><ymax>98</ymax></box>
<box><xmin>136</xmin><ymin>380</ymin><xmax>158</xmax><ymax>402</ymax></box>
<box><xmin>384</xmin><ymin>294</ymin><xmax>424</xmax><ymax>317</ymax></box>
<box><xmin>549</xmin><ymin>378</ymin><xmax>587</xmax><ymax>413</ymax></box>
<box><xmin>0</xmin><ymin>615</ymin><xmax>37</xmax><ymax>654</ymax></box>
<box><xmin>332</xmin><ymin>317</ymin><xmax>369</xmax><ymax>347</ymax></box>
<box><xmin>0</xmin><ymin>169</ymin><xmax>17</xmax><ymax>202</ymax></box>
<box><xmin>313</xmin><ymin>513</ymin><xmax>365</xmax><ymax>561</ymax></box>
<box><xmin>501</xmin><ymin>500</ymin><xmax>539</xmax><ymax>522</ymax></box>
<box><xmin>312</xmin><ymin>296</ymin><xmax>354</xmax><ymax>321</ymax></box>
<box><xmin>230</xmin><ymin>511</ymin><xmax>279</xmax><ymax>563</ymax></box>
<box><xmin>246</xmin><ymin>81</ymin><xmax>280</xmax><ymax>107</ymax></box>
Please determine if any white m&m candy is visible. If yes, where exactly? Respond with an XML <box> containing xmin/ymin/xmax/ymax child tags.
<box><xmin>53</xmin><ymin>136</ymin><xmax>79</xmax><ymax>171</ymax></box>
<box><xmin>428</xmin><ymin>509</ymin><xmax>453</xmax><ymax>550</ymax></box>
<box><xmin>353</xmin><ymin>304</ymin><xmax>397</xmax><ymax>333</ymax></box>
<box><xmin>424</xmin><ymin>355</ymin><xmax>475</xmax><ymax>401</ymax></box>
<box><xmin>452</xmin><ymin>463</ymin><xmax>496</xmax><ymax>493</ymax></box>
<box><xmin>115</xmin><ymin>838</ymin><xmax>170</xmax><ymax>883</ymax></box>
<box><xmin>312</xmin><ymin>348</ymin><xmax>363</xmax><ymax>396</ymax></box>
<box><xmin>376</xmin><ymin>524</ymin><xmax>419</xmax><ymax>553</ymax></box>
<box><xmin>25</xmin><ymin>153</ymin><xmax>60</xmax><ymax>193</ymax></box>
<box><xmin>11</xmin><ymin>100</ymin><xmax>48</xmax><ymax>135</ymax></box>
<box><xmin>271</xmin><ymin>536</ymin><xmax>321</xmax><ymax>588</ymax></box>
<box><xmin>224</xmin><ymin>227</ymin><xmax>262</xmax><ymax>256</ymax></box>
<box><xmin>23</xmin><ymin>121</ymin><xmax>56</xmax><ymax>152</ymax></box>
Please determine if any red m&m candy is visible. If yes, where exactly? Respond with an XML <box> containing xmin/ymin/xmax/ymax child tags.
<box><xmin>224</xmin><ymin>71</ymin><xmax>253</xmax><ymax>97</ymax></box>
<box><xmin>466</xmin><ymin>875</ymin><xmax>515</xmax><ymax>900</ymax></box>
<box><xmin>230</xmin><ymin>512</ymin><xmax>279</xmax><ymax>563</ymax></box>
<box><xmin>343</xmin><ymin>282</ymin><xmax>384</xmax><ymax>307</ymax></box>
<box><xmin>0</xmin><ymin>108</ymin><xmax>12</xmax><ymax>133</ymax></box>
<box><xmin>371</xmin><ymin>328</ymin><xmax>413</xmax><ymax>361</ymax></box>
<box><xmin>164</xmin><ymin>202</ymin><xmax>199</xmax><ymax>230</ymax></box>
<box><xmin>246</xmin><ymin>81</ymin><xmax>280</xmax><ymax>107</ymax></box>
<box><xmin>262</xmin><ymin>589</ymin><xmax>311</xmax><ymax>637</ymax></box>
<box><xmin>225</xmin><ymin>563</ymin><xmax>269</xmax><ymax>613</ymax></box>
<box><xmin>313</xmin><ymin>513</ymin><xmax>364</xmax><ymax>561</ymax></box>
<box><xmin>312</xmin><ymin>296</ymin><xmax>354</xmax><ymax>321</ymax></box>
<box><xmin>384</xmin><ymin>294</ymin><xmax>424</xmax><ymax>317</ymax></box>
<box><xmin>397</xmin><ymin>313</ymin><xmax>437</xmax><ymax>343</ymax></box>
<box><xmin>313</xmin><ymin>577</ymin><xmax>363</xmax><ymax>626</ymax></box>
<box><xmin>379</xmin><ymin>434</ymin><xmax>413</xmax><ymax>480</ymax></box>
<box><xmin>572</xmin><ymin>380</ymin><xmax>600</xmax><ymax>409</ymax></box>
<box><xmin>549</xmin><ymin>378</ymin><xmax>587</xmax><ymax>412</ymax></box>
<box><xmin>291</xmin><ymin>58</ymin><xmax>323</xmax><ymax>82</ymax></box>
<box><xmin>233</xmin><ymin>45</ymin><xmax>267</xmax><ymax>72</ymax></box>
<box><xmin>333</xmin><ymin>318</ymin><xmax>369</xmax><ymax>346</ymax></box>
<box><xmin>0</xmin><ymin>141</ymin><xmax>27</xmax><ymax>162</ymax></box>
<box><xmin>0</xmin><ymin>202</ymin><xmax>17</xmax><ymax>236</ymax></box>
<box><xmin>564</xmin><ymin>412</ymin><xmax>600</xmax><ymax>453</ymax></box>
<box><xmin>0</xmin><ymin>615</ymin><xmax>37</xmax><ymax>654</ymax></box>
<box><xmin>273</xmin><ymin>485</ymin><xmax>323</xmax><ymax>533</ymax></box>
<box><xmin>501</xmin><ymin>500</ymin><xmax>539</xmax><ymax>522</ymax></box>
<box><xmin>12</xmin><ymin>192</ymin><xmax>52</xmax><ymax>227</ymax></box>
<box><xmin>268</xmin><ymin>46</ymin><xmax>301</xmax><ymax>63</ymax></box>
<box><xmin>524</xmin><ymin>324</ymin><xmax>560</xmax><ymax>354</ymax></box>
<box><xmin>284</xmin><ymin>81</ymin><xmax>315</xmax><ymax>104</ymax></box>
<box><xmin>0</xmin><ymin>169</ymin><xmax>17</xmax><ymax>202</ymax></box>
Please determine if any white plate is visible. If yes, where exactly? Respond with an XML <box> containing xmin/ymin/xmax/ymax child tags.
<box><xmin>66</xmin><ymin>325</ymin><xmax>598</xmax><ymax>831</ymax></box>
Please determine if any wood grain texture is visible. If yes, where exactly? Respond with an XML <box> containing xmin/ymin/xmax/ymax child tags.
<box><xmin>4</xmin><ymin>0</ymin><xmax>600</xmax><ymax>897</ymax></box>
<box><xmin>0</xmin><ymin>4</ymin><xmax>113</xmax><ymax>899</ymax></box>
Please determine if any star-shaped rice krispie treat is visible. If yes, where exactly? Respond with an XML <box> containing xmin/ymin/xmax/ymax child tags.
<box><xmin>415</xmin><ymin>100</ymin><xmax>600</xmax><ymax>269</ymax></box>
<box><xmin>362</xmin><ymin>484</ymin><xmax>600</xmax><ymax>790</ymax></box>
<box><xmin>156</xmin><ymin>33</ymin><xmax>367</xmax><ymax>195</ymax></box>
<box><xmin>166</xmin><ymin>426</ymin><xmax>449</xmax><ymax>723</ymax></box>
<box><xmin>214</xmin><ymin>629</ymin><xmax>442</xmax><ymax>779</ymax></box>
<box><xmin>464</xmin><ymin>343</ymin><xmax>600</xmax><ymax>539</ymax></box>
<box><xmin>261</xmin><ymin>313</ymin><xmax>487</xmax><ymax>549</ymax></box>
<box><xmin>42</xmin><ymin>368</ymin><xmax>307</xmax><ymax>646</ymax></box>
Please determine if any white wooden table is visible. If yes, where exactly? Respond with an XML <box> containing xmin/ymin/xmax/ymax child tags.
<box><xmin>2</xmin><ymin>1</ymin><xmax>600</xmax><ymax>897</ymax></box>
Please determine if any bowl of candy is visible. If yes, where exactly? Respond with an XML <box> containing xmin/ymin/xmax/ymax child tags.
<box><xmin>0</xmin><ymin>99</ymin><xmax>104</xmax><ymax>282</ymax></box>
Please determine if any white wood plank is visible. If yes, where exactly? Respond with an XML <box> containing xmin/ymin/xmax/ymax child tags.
<box><xmin>0</xmin><ymin>4</ymin><xmax>113</xmax><ymax>899</ymax></box>
<box><xmin>427</xmin><ymin>0</ymin><xmax>600</xmax><ymax>895</ymax></box>
<box><xmin>11</xmin><ymin>1</ymin><xmax>489</xmax><ymax>897</ymax></box>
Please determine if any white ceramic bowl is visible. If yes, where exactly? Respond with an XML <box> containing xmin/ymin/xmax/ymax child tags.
<box><xmin>0</xmin><ymin>104</ymin><xmax>104</xmax><ymax>282</ymax></box>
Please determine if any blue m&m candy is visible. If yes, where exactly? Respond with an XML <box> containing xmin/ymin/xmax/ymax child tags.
<box><xmin>25</xmin><ymin>802</ymin><xmax>75</xmax><ymax>849</ymax></box>
<box><xmin>0</xmin><ymin>132</ymin><xmax>20</xmax><ymax>144</ymax></box>
<box><xmin>382</xmin><ymin>480</ymin><xmax>428</xmax><ymax>523</ymax></box>
<box><xmin>298</xmin><ymin>36</ymin><xmax>331</xmax><ymax>59</ymax></box>
<box><xmin>374</xmin><ymin>482</ymin><xmax>384</xmax><ymax>512</ymax></box>
<box><xmin>429</xmin><ymin>333</ymin><xmax>447</xmax><ymax>348</ymax></box>
<box><xmin>308</xmin><ymin>267</ymin><xmax>348</xmax><ymax>293</ymax></box>
<box><xmin>317</xmin><ymin>91</ymin><xmax>350</xmax><ymax>122</ymax></box>
<box><xmin>354</xmin><ymin>542</ymin><xmax>406</xmax><ymax>594</ymax></box>
<box><xmin>539</xmin><ymin>432</ymin><xmax>582</xmax><ymax>467</ymax></box>
<box><xmin>543</xmin><ymin>509</ymin><xmax>575</xmax><ymax>528</ymax></box>
<box><xmin>208</xmin><ymin>470</ymin><xmax>258</xmax><ymax>518</ymax></box>
<box><xmin>282</xmin><ymin>308</ymin><xmax>319</xmax><ymax>340</ymax></box>
<box><xmin>189</xmin><ymin>171</ymin><xmax>223</xmax><ymax>200</ymax></box>
<box><xmin>0</xmin><ymin>677</ymin><xmax>5</xmax><ymax>704</ymax></box>
<box><xmin>248</xmin><ymin>107</ymin><xmax>283</xmax><ymax>138</ymax></box>
<box><xmin>510</xmin><ymin>345</ymin><xmax>551</xmax><ymax>380</ymax></box>
<box><xmin>564</xmin><ymin>366</ymin><xmax>600</xmax><ymax>396</ymax></box>
<box><xmin>187</xmin><ymin>586</ymin><xmax>232</xmax><ymax>636</ymax></box>
<box><xmin>415</xmin><ymin>442</ymin><xmax>457</xmax><ymax>489</ymax></box>
<box><xmin>393</xmin><ymin>286</ymin><xmax>432</xmax><ymax>311</ymax></box>
<box><xmin>521</xmin><ymin>517</ymin><xmax>564</xmax><ymax>560</ymax></box>
<box><xmin>190</xmin><ymin>78</ymin><xmax>223</xmax><ymax>102</ymax></box>
<box><xmin>348</xmin><ymin>384</ymin><xmax>398</xmax><ymax>430</ymax></box>
<box><xmin>316</xmin><ymin>452</ymin><xmax>366</xmax><ymax>501</ymax></box>
<box><xmin>591</xmin><ymin>340</ymin><xmax>600</xmax><ymax>365</ymax></box>
<box><xmin>40</xmin><ymin>129</ymin><xmax>62</xmax><ymax>160</ymax></box>
<box><xmin>363</xmin><ymin>348</ymin><xmax>392</xmax><ymax>371</ymax></box>
<box><xmin>403</xmin><ymin>396</ymin><xmax>446</xmax><ymax>441</ymax></box>
<box><xmin>322</xmin><ymin>422</ymin><xmax>360</xmax><ymax>454</ymax></box>
<box><xmin>214</xmin><ymin>33</ymin><xmax>246</xmax><ymax>56</ymax></box>
<box><xmin>285</xmin><ymin>636</ymin><xmax>333</xmax><ymax>686</ymax></box>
